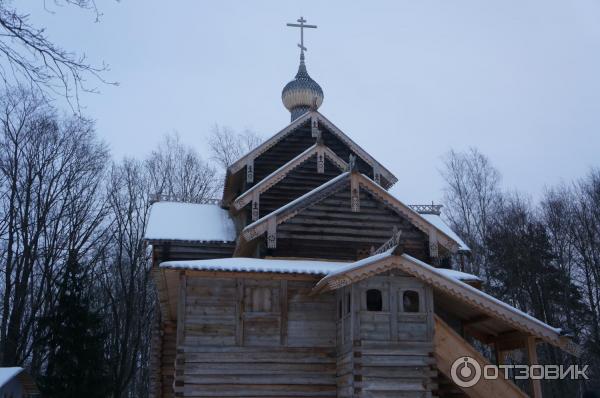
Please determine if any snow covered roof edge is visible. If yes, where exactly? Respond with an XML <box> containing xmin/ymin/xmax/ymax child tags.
<box><xmin>145</xmin><ymin>201</ymin><xmax>237</xmax><ymax>243</ymax></box>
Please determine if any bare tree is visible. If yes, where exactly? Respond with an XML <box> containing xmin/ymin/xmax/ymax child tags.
<box><xmin>101</xmin><ymin>159</ymin><xmax>154</xmax><ymax>398</ymax></box>
<box><xmin>0</xmin><ymin>1</ymin><xmax>115</xmax><ymax>107</ymax></box>
<box><xmin>0</xmin><ymin>86</ymin><xmax>109</xmax><ymax>367</ymax></box>
<box><xmin>440</xmin><ymin>148</ymin><xmax>502</xmax><ymax>275</ymax></box>
<box><xmin>146</xmin><ymin>133</ymin><xmax>220</xmax><ymax>202</ymax></box>
<box><xmin>208</xmin><ymin>125</ymin><xmax>262</xmax><ymax>170</ymax></box>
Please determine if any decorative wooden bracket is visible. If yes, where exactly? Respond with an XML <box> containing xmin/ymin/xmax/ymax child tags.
<box><xmin>311</xmin><ymin>115</ymin><xmax>320</xmax><ymax>138</ymax></box>
<box><xmin>267</xmin><ymin>216</ymin><xmax>277</xmax><ymax>249</ymax></box>
<box><xmin>348</xmin><ymin>154</ymin><xmax>357</xmax><ymax>172</ymax></box>
<box><xmin>246</xmin><ymin>159</ymin><xmax>254</xmax><ymax>184</ymax></box>
<box><xmin>251</xmin><ymin>191</ymin><xmax>260</xmax><ymax>221</ymax></box>
<box><xmin>350</xmin><ymin>173</ymin><xmax>360</xmax><ymax>212</ymax></box>
<box><xmin>316</xmin><ymin>146</ymin><xmax>325</xmax><ymax>174</ymax></box>
<box><xmin>373</xmin><ymin>166</ymin><xmax>382</xmax><ymax>185</ymax></box>
<box><xmin>429</xmin><ymin>229</ymin><xmax>439</xmax><ymax>259</ymax></box>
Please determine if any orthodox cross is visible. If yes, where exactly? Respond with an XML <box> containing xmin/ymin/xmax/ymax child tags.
<box><xmin>286</xmin><ymin>17</ymin><xmax>317</xmax><ymax>55</ymax></box>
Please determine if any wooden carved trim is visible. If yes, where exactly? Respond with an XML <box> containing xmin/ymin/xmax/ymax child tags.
<box><xmin>311</xmin><ymin>114</ymin><xmax>320</xmax><ymax>138</ymax></box>
<box><xmin>373</xmin><ymin>165</ymin><xmax>382</xmax><ymax>186</ymax></box>
<box><xmin>357</xmin><ymin>175</ymin><xmax>459</xmax><ymax>253</ymax></box>
<box><xmin>228</xmin><ymin>111</ymin><xmax>398</xmax><ymax>190</ymax></box>
<box><xmin>314</xmin><ymin>254</ymin><xmax>579</xmax><ymax>356</ymax></box>
<box><xmin>251</xmin><ymin>191</ymin><xmax>260</xmax><ymax>221</ymax></box>
<box><xmin>267</xmin><ymin>216</ymin><xmax>277</xmax><ymax>249</ymax></box>
<box><xmin>350</xmin><ymin>173</ymin><xmax>360</xmax><ymax>212</ymax></box>
<box><xmin>228</xmin><ymin>112</ymin><xmax>312</xmax><ymax>174</ymax></box>
<box><xmin>429</xmin><ymin>229</ymin><xmax>439</xmax><ymax>259</ymax></box>
<box><xmin>246</xmin><ymin>159</ymin><xmax>254</xmax><ymax>183</ymax></box>
<box><xmin>316</xmin><ymin>146</ymin><xmax>325</xmax><ymax>174</ymax></box>
<box><xmin>241</xmin><ymin>173</ymin><xmax>350</xmax><ymax>241</ymax></box>
<box><xmin>323</xmin><ymin>147</ymin><xmax>348</xmax><ymax>171</ymax></box>
<box><xmin>234</xmin><ymin>144</ymin><xmax>318</xmax><ymax>210</ymax></box>
<box><xmin>392</xmin><ymin>256</ymin><xmax>578</xmax><ymax>355</ymax></box>
<box><xmin>315</xmin><ymin>112</ymin><xmax>398</xmax><ymax>186</ymax></box>
<box><xmin>234</xmin><ymin>145</ymin><xmax>348</xmax><ymax>211</ymax></box>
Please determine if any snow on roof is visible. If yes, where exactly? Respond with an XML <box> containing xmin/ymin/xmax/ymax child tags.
<box><xmin>320</xmin><ymin>247</ymin><xmax>479</xmax><ymax>285</ymax></box>
<box><xmin>145</xmin><ymin>202</ymin><xmax>237</xmax><ymax>243</ymax></box>
<box><xmin>420</xmin><ymin>214</ymin><xmax>470</xmax><ymax>251</ymax></box>
<box><xmin>401</xmin><ymin>253</ymin><xmax>562</xmax><ymax>334</ymax></box>
<box><xmin>314</xmin><ymin>249</ymin><xmax>566</xmax><ymax>347</ymax></box>
<box><xmin>436</xmin><ymin>268</ymin><xmax>481</xmax><ymax>282</ymax></box>
<box><xmin>0</xmin><ymin>367</ymin><xmax>23</xmax><ymax>388</ymax></box>
<box><xmin>323</xmin><ymin>247</ymin><xmax>397</xmax><ymax>279</ymax></box>
<box><xmin>160</xmin><ymin>257</ymin><xmax>350</xmax><ymax>275</ymax></box>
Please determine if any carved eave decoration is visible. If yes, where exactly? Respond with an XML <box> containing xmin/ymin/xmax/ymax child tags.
<box><xmin>232</xmin><ymin>141</ymin><xmax>348</xmax><ymax>219</ymax></box>
<box><xmin>237</xmin><ymin>171</ymin><xmax>460</xmax><ymax>254</ymax></box>
<box><xmin>222</xmin><ymin>111</ymin><xmax>398</xmax><ymax>205</ymax></box>
<box><xmin>313</xmin><ymin>250</ymin><xmax>581</xmax><ymax>357</ymax></box>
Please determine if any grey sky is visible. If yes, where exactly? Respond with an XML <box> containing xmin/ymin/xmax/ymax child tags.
<box><xmin>22</xmin><ymin>0</ymin><xmax>600</xmax><ymax>203</ymax></box>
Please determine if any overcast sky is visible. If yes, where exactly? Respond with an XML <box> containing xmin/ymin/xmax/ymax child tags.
<box><xmin>21</xmin><ymin>0</ymin><xmax>600</xmax><ymax>203</ymax></box>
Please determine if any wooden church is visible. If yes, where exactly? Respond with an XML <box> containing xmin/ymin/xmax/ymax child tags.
<box><xmin>146</xmin><ymin>18</ymin><xmax>579</xmax><ymax>398</ymax></box>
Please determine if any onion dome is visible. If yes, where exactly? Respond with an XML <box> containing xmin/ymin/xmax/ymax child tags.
<box><xmin>282</xmin><ymin>53</ymin><xmax>324</xmax><ymax>121</ymax></box>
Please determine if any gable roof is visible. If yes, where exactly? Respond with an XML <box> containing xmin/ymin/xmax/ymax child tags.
<box><xmin>145</xmin><ymin>201</ymin><xmax>237</xmax><ymax>243</ymax></box>
<box><xmin>232</xmin><ymin>142</ymin><xmax>348</xmax><ymax>211</ymax></box>
<box><xmin>223</xmin><ymin>111</ymin><xmax>398</xmax><ymax>203</ymax></box>
<box><xmin>313</xmin><ymin>248</ymin><xmax>579</xmax><ymax>356</ymax></box>
<box><xmin>241</xmin><ymin>171</ymin><xmax>460</xmax><ymax>253</ymax></box>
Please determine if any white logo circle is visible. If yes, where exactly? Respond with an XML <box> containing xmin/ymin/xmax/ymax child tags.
<box><xmin>451</xmin><ymin>356</ymin><xmax>482</xmax><ymax>388</ymax></box>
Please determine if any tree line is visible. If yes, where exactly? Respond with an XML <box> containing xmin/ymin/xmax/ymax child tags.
<box><xmin>0</xmin><ymin>86</ymin><xmax>259</xmax><ymax>397</ymax></box>
<box><xmin>442</xmin><ymin>148</ymin><xmax>600</xmax><ymax>396</ymax></box>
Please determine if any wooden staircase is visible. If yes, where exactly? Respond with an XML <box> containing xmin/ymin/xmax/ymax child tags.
<box><xmin>433</xmin><ymin>315</ymin><xmax>529</xmax><ymax>398</ymax></box>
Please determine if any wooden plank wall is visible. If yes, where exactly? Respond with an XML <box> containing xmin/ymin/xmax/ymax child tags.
<box><xmin>251</xmin><ymin>123</ymin><xmax>374</xmax><ymax>186</ymax></box>
<box><xmin>161</xmin><ymin>325</ymin><xmax>177</xmax><ymax>398</ymax></box>
<box><xmin>256</xmin><ymin>156</ymin><xmax>342</xmax><ymax>219</ymax></box>
<box><xmin>273</xmin><ymin>187</ymin><xmax>430</xmax><ymax>261</ymax></box>
<box><xmin>174</xmin><ymin>276</ymin><xmax>338</xmax><ymax>397</ymax></box>
<box><xmin>337</xmin><ymin>275</ymin><xmax>437</xmax><ymax>398</ymax></box>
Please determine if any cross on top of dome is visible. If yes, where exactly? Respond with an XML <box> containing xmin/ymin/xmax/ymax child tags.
<box><xmin>282</xmin><ymin>17</ymin><xmax>324</xmax><ymax>121</ymax></box>
<box><xmin>286</xmin><ymin>16</ymin><xmax>317</xmax><ymax>57</ymax></box>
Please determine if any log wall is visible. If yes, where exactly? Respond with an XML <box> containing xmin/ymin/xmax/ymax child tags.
<box><xmin>336</xmin><ymin>274</ymin><xmax>437</xmax><ymax>398</ymax></box>
<box><xmin>273</xmin><ymin>186</ymin><xmax>430</xmax><ymax>261</ymax></box>
<box><xmin>173</xmin><ymin>276</ymin><xmax>338</xmax><ymax>397</ymax></box>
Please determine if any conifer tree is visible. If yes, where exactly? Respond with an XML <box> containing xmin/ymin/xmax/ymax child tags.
<box><xmin>38</xmin><ymin>250</ymin><xmax>109</xmax><ymax>397</ymax></box>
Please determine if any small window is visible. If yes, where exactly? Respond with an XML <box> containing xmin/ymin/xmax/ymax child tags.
<box><xmin>366</xmin><ymin>289</ymin><xmax>383</xmax><ymax>312</ymax></box>
<box><xmin>338</xmin><ymin>299</ymin><xmax>343</xmax><ymax>320</ymax></box>
<box><xmin>346</xmin><ymin>293</ymin><xmax>351</xmax><ymax>314</ymax></box>
<box><xmin>403</xmin><ymin>290</ymin><xmax>420</xmax><ymax>312</ymax></box>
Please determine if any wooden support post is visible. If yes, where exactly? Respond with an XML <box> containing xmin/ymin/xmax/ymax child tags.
<box><xmin>389</xmin><ymin>281</ymin><xmax>398</xmax><ymax>341</ymax></box>
<box><xmin>235</xmin><ymin>279</ymin><xmax>244</xmax><ymax>346</ymax></box>
<box><xmin>176</xmin><ymin>273</ymin><xmax>187</xmax><ymax>349</ymax></box>
<box><xmin>526</xmin><ymin>336</ymin><xmax>543</xmax><ymax>398</ymax></box>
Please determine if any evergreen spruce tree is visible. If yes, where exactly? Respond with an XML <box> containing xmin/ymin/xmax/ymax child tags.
<box><xmin>38</xmin><ymin>250</ymin><xmax>109</xmax><ymax>397</ymax></box>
